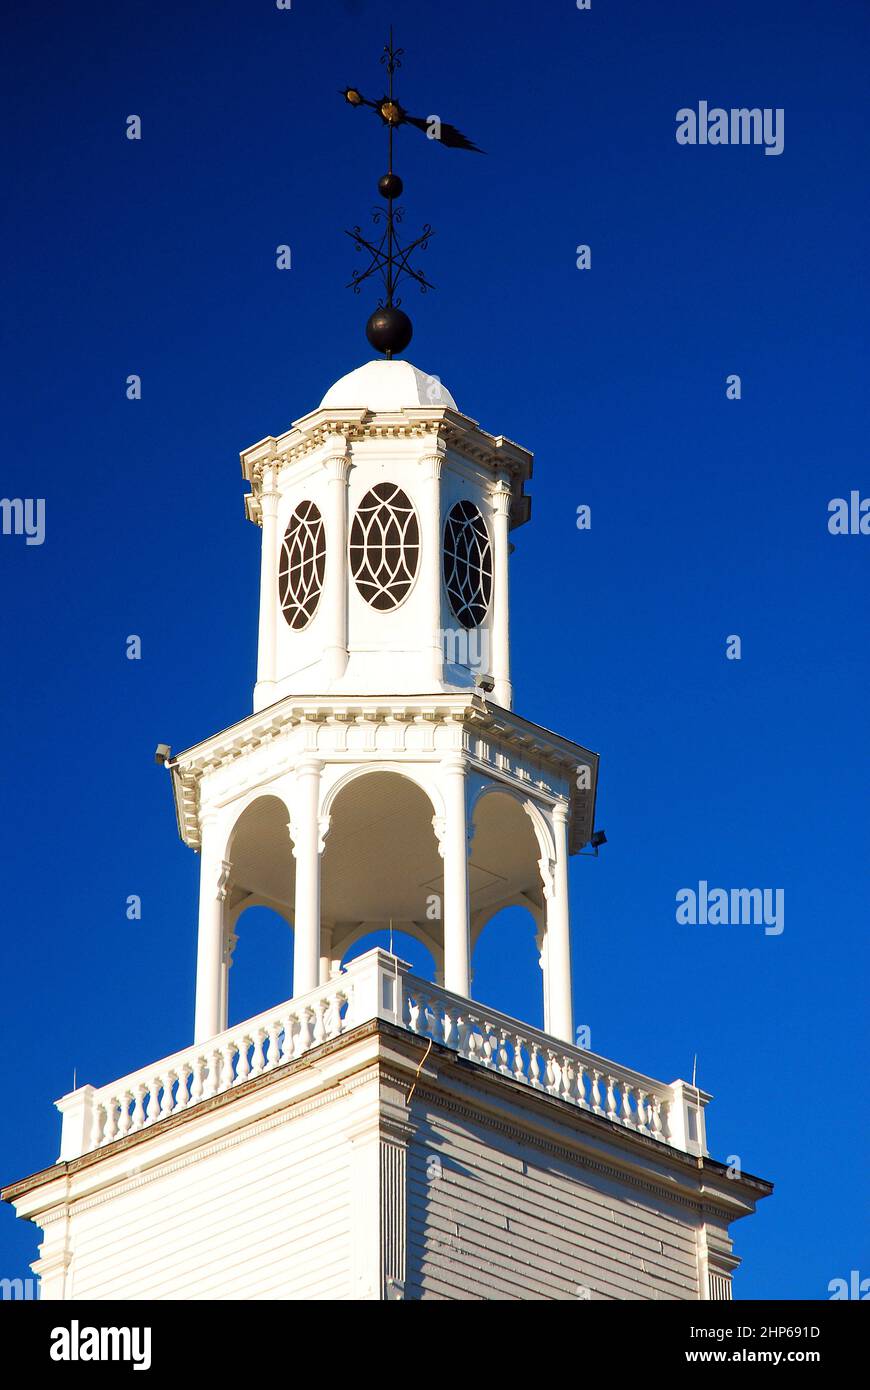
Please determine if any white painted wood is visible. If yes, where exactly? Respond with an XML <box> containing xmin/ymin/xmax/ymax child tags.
<box><xmin>407</xmin><ymin>1107</ymin><xmax>699</xmax><ymax>1300</ymax></box>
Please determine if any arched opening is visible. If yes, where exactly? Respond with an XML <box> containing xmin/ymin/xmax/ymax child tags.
<box><xmin>323</xmin><ymin>771</ymin><xmax>443</xmax><ymax>980</ymax></box>
<box><xmin>228</xmin><ymin>905</ymin><xmax>293</xmax><ymax>1026</ymax></box>
<box><xmin>469</xmin><ymin>788</ymin><xmax>548</xmax><ymax>1020</ymax></box>
<box><xmin>471</xmin><ymin>906</ymin><xmax>543</xmax><ymax>1029</ymax></box>
<box><xmin>225</xmin><ymin>795</ymin><xmax>295</xmax><ymax>1020</ymax></box>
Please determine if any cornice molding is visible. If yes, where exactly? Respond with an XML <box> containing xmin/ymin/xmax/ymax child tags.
<box><xmin>169</xmin><ymin>694</ymin><xmax>598</xmax><ymax>852</ymax></box>
<box><xmin>240</xmin><ymin>409</ymin><xmax>533</xmax><ymax>535</ymax></box>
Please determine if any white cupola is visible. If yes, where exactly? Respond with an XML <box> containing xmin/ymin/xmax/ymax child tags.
<box><xmin>242</xmin><ymin>359</ymin><xmax>532</xmax><ymax>712</ymax></box>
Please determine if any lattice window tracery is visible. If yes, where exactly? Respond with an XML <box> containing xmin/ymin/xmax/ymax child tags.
<box><xmin>443</xmin><ymin>499</ymin><xmax>493</xmax><ymax>628</ymax></box>
<box><xmin>350</xmin><ymin>483</ymin><xmax>420</xmax><ymax>611</ymax></box>
<box><xmin>278</xmin><ymin>500</ymin><xmax>326</xmax><ymax>630</ymax></box>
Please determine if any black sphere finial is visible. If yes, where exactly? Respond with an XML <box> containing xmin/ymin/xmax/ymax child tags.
<box><xmin>378</xmin><ymin>171</ymin><xmax>403</xmax><ymax>200</ymax></box>
<box><xmin>366</xmin><ymin>306</ymin><xmax>413</xmax><ymax>358</ymax></box>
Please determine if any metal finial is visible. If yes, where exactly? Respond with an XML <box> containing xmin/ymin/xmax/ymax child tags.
<box><xmin>341</xmin><ymin>30</ymin><xmax>483</xmax><ymax>358</ymax></box>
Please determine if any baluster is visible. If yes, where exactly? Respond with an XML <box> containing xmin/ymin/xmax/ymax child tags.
<box><xmin>234</xmin><ymin>1035</ymin><xmax>251</xmax><ymax>1085</ymax></box>
<box><xmin>280</xmin><ymin>1011</ymin><xmax>298</xmax><ymax>1060</ymax></box>
<box><xmin>617</xmin><ymin>1082</ymin><xmax>630</xmax><ymax>1126</ymax></box>
<box><xmin>189</xmin><ymin>1056</ymin><xmax>205</xmax><ymax>1104</ymax></box>
<box><xmin>561</xmin><ymin>1057</ymin><xmax>575</xmax><ymax>1102</ymax></box>
<box><xmin>101</xmin><ymin>1099</ymin><xmax>118</xmax><ymax>1145</ymax></box>
<box><xmin>442</xmin><ymin>1006</ymin><xmax>458</xmax><ymax>1050</ymax></box>
<box><xmin>497</xmin><ymin>1030</ymin><xmax>511</xmax><ymax>1074</ymax></box>
<box><xmin>649</xmin><ymin>1093</ymin><xmax>663</xmax><ymax>1140</ymax></box>
<box><xmin>323</xmin><ymin>993</ymin><xmax>340</xmax><ymax>1041</ymax></box>
<box><xmin>575</xmin><ymin>1062</ymin><xmax>588</xmax><ymax>1107</ymax></box>
<box><xmin>591</xmin><ymin>1070</ymin><xmax>603</xmax><ymax>1114</ymax></box>
<box><xmin>131</xmin><ymin>1085</ymin><xmax>147</xmax><ymax>1133</ymax></box>
<box><xmin>264</xmin><ymin>1018</ymin><xmax>281</xmax><ymax>1067</ymax></box>
<box><xmin>605</xmin><ymin>1075</ymin><xmax>618</xmax><ymax>1121</ymax></box>
<box><xmin>513</xmin><ymin>1036</ymin><xmax>527</xmax><ymax>1084</ymax></box>
<box><xmin>265</xmin><ymin>1018</ymin><xmax>282</xmax><ymax>1066</ymax></box>
<box><xmin>174</xmin><ymin>1064</ymin><xmax>189</xmax><ymax>1112</ymax></box>
<box><xmin>251</xmin><ymin>1027</ymin><xmax>267</xmax><ymax>1075</ymax></box>
<box><xmin>545</xmin><ymin>1050</ymin><xmax>559</xmax><ymax>1093</ymax></box>
<box><xmin>298</xmin><ymin>1007</ymin><xmax>315</xmax><ymax>1054</ymax></box>
<box><xmin>529</xmin><ymin>1042</ymin><xmax>543</xmax><ymax>1088</ymax></box>
<box><xmin>160</xmin><ymin>1072</ymin><xmax>176</xmax><ymax>1118</ymax></box>
<box><xmin>432</xmin><ymin>1002</ymin><xmax>447</xmax><ymax>1045</ymax></box>
<box><xmin>456</xmin><ymin>1015</ymin><xmax>471</xmax><ymax>1056</ymax></box>
<box><xmin>636</xmin><ymin>1090</ymin><xmax>649</xmax><ymax>1132</ymax></box>
<box><xmin>116</xmin><ymin>1091</ymin><xmax>131</xmax><ymax>1137</ymax></box>
<box><xmin>407</xmin><ymin>995</ymin><xmax>422</xmax><ymax>1035</ymax></box>
<box><xmin>145</xmin><ymin>1076</ymin><xmax>162</xmax><ymax>1125</ymax></box>
<box><xmin>115</xmin><ymin>1091</ymin><xmax>129</xmax><ymax>1135</ymax></box>
<box><xmin>203</xmin><ymin>1048</ymin><xmax>221</xmax><ymax>1098</ymax></box>
<box><xmin>312</xmin><ymin>999</ymin><xmax>326</xmax><ymax>1047</ymax></box>
<box><xmin>218</xmin><ymin>1040</ymin><xmax>235</xmax><ymax>1091</ymax></box>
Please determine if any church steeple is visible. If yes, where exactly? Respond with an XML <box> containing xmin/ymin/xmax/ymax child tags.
<box><xmin>1</xmin><ymin>31</ymin><xmax>772</xmax><ymax>1308</ymax></box>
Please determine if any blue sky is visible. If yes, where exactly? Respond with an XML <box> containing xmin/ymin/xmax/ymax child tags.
<box><xmin>1</xmin><ymin>0</ymin><xmax>867</xmax><ymax>1299</ymax></box>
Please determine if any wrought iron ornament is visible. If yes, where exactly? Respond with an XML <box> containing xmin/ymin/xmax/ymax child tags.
<box><xmin>342</xmin><ymin>31</ymin><xmax>482</xmax><ymax>358</ymax></box>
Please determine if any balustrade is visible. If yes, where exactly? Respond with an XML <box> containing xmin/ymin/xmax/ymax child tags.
<box><xmin>55</xmin><ymin>950</ymin><xmax>709</xmax><ymax>1162</ymax></box>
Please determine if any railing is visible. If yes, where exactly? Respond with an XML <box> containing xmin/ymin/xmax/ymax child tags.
<box><xmin>55</xmin><ymin>949</ymin><xmax>709</xmax><ymax>1161</ymax></box>
<box><xmin>400</xmin><ymin>977</ymin><xmax>709</xmax><ymax>1155</ymax></box>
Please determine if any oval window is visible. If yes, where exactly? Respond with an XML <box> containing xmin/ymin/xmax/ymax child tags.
<box><xmin>349</xmin><ymin>483</ymin><xmax>420</xmax><ymax>611</ymax></box>
<box><xmin>443</xmin><ymin>500</ymin><xmax>493</xmax><ymax>628</ymax></box>
<box><xmin>278</xmin><ymin>500</ymin><xmax>326</xmax><ymax>630</ymax></box>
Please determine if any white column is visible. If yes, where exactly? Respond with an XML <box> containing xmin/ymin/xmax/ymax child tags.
<box><xmin>319</xmin><ymin>922</ymin><xmax>334</xmax><ymax>985</ymax></box>
<box><xmin>219</xmin><ymin>915</ymin><xmax>239</xmax><ymax>1029</ymax></box>
<box><xmin>420</xmin><ymin>446</ymin><xmax>445</xmax><ymax>687</ymax></box>
<box><xmin>194</xmin><ymin>820</ymin><xmax>229</xmax><ymax>1043</ymax></box>
<box><xmin>322</xmin><ymin>448</ymin><xmax>350</xmax><ymax>682</ymax></box>
<box><xmin>441</xmin><ymin>754</ymin><xmax>470</xmax><ymax>996</ymax></box>
<box><xmin>534</xmin><ymin>910</ymin><xmax>551</xmax><ymax>1034</ymax></box>
<box><xmin>491</xmin><ymin>478</ymin><xmax>513</xmax><ymax>708</ymax></box>
<box><xmin>290</xmin><ymin>757</ymin><xmax>324</xmax><ymax>997</ymax></box>
<box><xmin>546</xmin><ymin>801</ymin><xmax>574</xmax><ymax>1043</ymax></box>
<box><xmin>256</xmin><ymin>463</ymin><xmax>280</xmax><ymax>704</ymax></box>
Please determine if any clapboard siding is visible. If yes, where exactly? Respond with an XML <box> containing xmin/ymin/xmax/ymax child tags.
<box><xmin>69</xmin><ymin>1098</ymin><xmax>353</xmax><ymax>1301</ymax></box>
<box><xmin>406</xmin><ymin>1103</ymin><xmax>700</xmax><ymax>1300</ymax></box>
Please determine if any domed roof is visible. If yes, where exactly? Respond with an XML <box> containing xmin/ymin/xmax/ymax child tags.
<box><xmin>319</xmin><ymin>359</ymin><xmax>457</xmax><ymax>413</ymax></box>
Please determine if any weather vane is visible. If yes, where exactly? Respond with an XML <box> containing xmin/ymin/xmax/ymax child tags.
<box><xmin>341</xmin><ymin>30</ymin><xmax>482</xmax><ymax>359</ymax></box>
